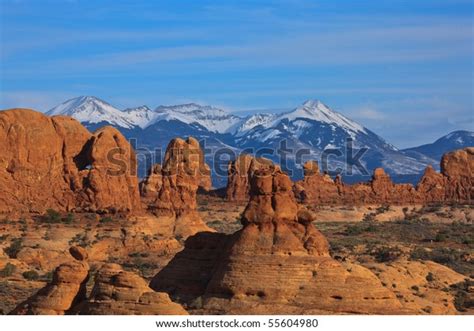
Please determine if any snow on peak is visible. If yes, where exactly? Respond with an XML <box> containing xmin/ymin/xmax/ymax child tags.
<box><xmin>275</xmin><ymin>99</ymin><xmax>367</xmax><ymax>134</ymax></box>
<box><xmin>232</xmin><ymin>113</ymin><xmax>277</xmax><ymax>136</ymax></box>
<box><xmin>47</xmin><ymin>96</ymin><xmax>136</xmax><ymax>129</ymax></box>
<box><xmin>123</xmin><ymin>105</ymin><xmax>156</xmax><ymax>128</ymax></box>
<box><xmin>151</xmin><ymin>103</ymin><xmax>242</xmax><ymax>133</ymax></box>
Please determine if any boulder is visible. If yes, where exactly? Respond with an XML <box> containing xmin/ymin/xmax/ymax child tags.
<box><xmin>80</xmin><ymin>263</ymin><xmax>188</xmax><ymax>315</ymax></box>
<box><xmin>10</xmin><ymin>246</ymin><xmax>89</xmax><ymax>315</ymax></box>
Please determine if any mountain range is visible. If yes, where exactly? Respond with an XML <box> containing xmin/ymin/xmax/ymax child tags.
<box><xmin>46</xmin><ymin>96</ymin><xmax>473</xmax><ymax>186</ymax></box>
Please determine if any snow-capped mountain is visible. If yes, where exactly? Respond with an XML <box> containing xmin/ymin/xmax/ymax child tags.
<box><xmin>151</xmin><ymin>103</ymin><xmax>241</xmax><ymax>133</ymax></box>
<box><xmin>403</xmin><ymin>130</ymin><xmax>474</xmax><ymax>162</ymax></box>
<box><xmin>233</xmin><ymin>99</ymin><xmax>428</xmax><ymax>176</ymax></box>
<box><xmin>46</xmin><ymin>96</ymin><xmax>444</xmax><ymax>183</ymax></box>
<box><xmin>47</xmin><ymin>96</ymin><xmax>241</xmax><ymax>132</ymax></box>
<box><xmin>47</xmin><ymin>96</ymin><xmax>136</xmax><ymax>128</ymax></box>
<box><xmin>123</xmin><ymin>105</ymin><xmax>155</xmax><ymax>128</ymax></box>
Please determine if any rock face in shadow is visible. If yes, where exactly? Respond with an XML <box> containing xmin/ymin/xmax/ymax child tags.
<box><xmin>152</xmin><ymin>162</ymin><xmax>408</xmax><ymax>314</ymax></box>
<box><xmin>79</xmin><ymin>263</ymin><xmax>188</xmax><ymax>315</ymax></box>
<box><xmin>0</xmin><ymin>109</ymin><xmax>141</xmax><ymax>214</ymax></box>
<box><xmin>140</xmin><ymin>137</ymin><xmax>212</xmax><ymax>239</ymax></box>
<box><xmin>10</xmin><ymin>246</ymin><xmax>90</xmax><ymax>315</ymax></box>
<box><xmin>225</xmin><ymin>154</ymin><xmax>275</xmax><ymax>202</ymax></box>
<box><xmin>293</xmin><ymin>148</ymin><xmax>473</xmax><ymax>205</ymax></box>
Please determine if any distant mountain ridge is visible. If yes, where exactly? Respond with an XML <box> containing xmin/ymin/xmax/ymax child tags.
<box><xmin>402</xmin><ymin>130</ymin><xmax>474</xmax><ymax>162</ymax></box>
<box><xmin>44</xmin><ymin>96</ymin><xmax>471</xmax><ymax>185</ymax></box>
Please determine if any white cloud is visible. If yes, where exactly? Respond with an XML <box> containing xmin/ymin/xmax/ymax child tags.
<box><xmin>351</xmin><ymin>105</ymin><xmax>386</xmax><ymax>120</ymax></box>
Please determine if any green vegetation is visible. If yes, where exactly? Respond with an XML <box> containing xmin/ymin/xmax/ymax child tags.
<box><xmin>318</xmin><ymin>219</ymin><xmax>473</xmax><ymax>277</ymax></box>
<box><xmin>44</xmin><ymin>208</ymin><xmax>61</xmax><ymax>223</ymax></box>
<box><xmin>0</xmin><ymin>263</ymin><xmax>16</xmax><ymax>277</ymax></box>
<box><xmin>4</xmin><ymin>238</ymin><xmax>22</xmax><ymax>258</ymax></box>
<box><xmin>22</xmin><ymin>270</ymin><xmax>39</xmax><ymax>281</ymax></box>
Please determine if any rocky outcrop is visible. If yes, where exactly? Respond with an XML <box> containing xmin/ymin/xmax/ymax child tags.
<box><xmin>10</xmin><ymin>246</ymin><xmax>90</xmax><ymax>315</ymax></box>
<box><xmin>293</xmin><ymin>148</ymin><xmax>473</xmax><ymax>205</ymax></box>
<box><xmin>441</xmin><ymin>147</ymin><xmax>473</xmax><ymax>202</ymax></box>
<box><xmin>153</xmin><ymin>161</ymin><xmax>408</xmax><ymax>314</ymax></box>
<box><xmin>140</xmin><ymin>137</ymin><xmax>212</xmax><ymax>238</ymax></box>
<box><xmin>139</xmin><ymin>164</ymin><xmax>162</xmax><ymax>198</ymax></box>
<box><xmin>0</xmin><ymin>109</ymin><xmax>140</xmax><ymax>214</ymax></box>
<box><xmin>225</xmin><ymin>154</ymin><xmax>275</xmax><ymax>202</ymax></box>
<box><xmin>79</xmin><ymin>263</ymin><xmax>187</xmax><ymax>315</ymax></box>
<box><xmin>293</xmin><ymin>161</ymin><xmax>341</xmax><ymax>204</ymax></box>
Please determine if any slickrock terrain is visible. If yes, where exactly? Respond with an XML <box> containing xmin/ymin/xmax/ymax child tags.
<box><xmin>10</xmin><ymin>246</ymin><xmax>90</xmax><ymax>315</ymax></box>
<box><xmin>225</xmin><ymin>154</ymin><xmax>275</xmax><ymax>201</ymax></box>
<box><xmin>0</xmin><ymin>109</ymin><xmax>140</xmax><ymax>214</ymax></box>
<box><xmin>292</xmin><ymin>148</ymin><xmax>473</xmax><ymax>205</ymax></box>
<box><xmin>79</xmin><ymin>263</ymin><xmax>187</xmax><ymax>315</ymax></box>
<box><xmin>153</xmin><ymin>162</ymin><xmax>410</xmax><ymax>314</ymax></box>
<box><xmin>365</xmin><ymin>260</ymin><xmax>467</xmax><ymax>314</ymax></box>
<box><xmin>140</xmin><ymin>137</ymin><xmax>212</xmax><ymax>239</ymax></box>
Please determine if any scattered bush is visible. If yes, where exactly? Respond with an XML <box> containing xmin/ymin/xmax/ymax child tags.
<box><xmin>64</xmin><ymin>213</ymin><xmax>74</xmax><ymax>224</ymax></box>
<box><xmin>100</xmin><ymin>216</ymin><xmax>113</xmax><ymax>223</ymax></box>
<box><xmin>346</xmin><ymin>222</ymin><xmax>377</xmax><ymax>236</ymax></box>
<box><xmin>0</xmin><ymin>263</ymin><xmax>16</xmax><ymax>277</ymax></box>
<box><xmin>451</xmin><ymin>280</ymin><xmax>474</xmax><ymax>312</ymax></box>
<box><xmin>372</xmin><ymin>246</ymin><xmax>402</xmax><ymax>263</ymax></box>
<box><xmin>426</xmin><ymin>272</ymin><xmax>434</xmax><ymax>282</ymax></box>
<box><xmin>44</xmin><ymin>209</ymin><xmax>61</xmax><ymax>223</ymax></box>
<box><xmin>435</xmin><ymin>232</ymin><xmax>447</xmax><ymax>242</ymax></box>
<box><xmin>4</xmin><ymin>238</ymin><xmax>22</xmax><ymax>258</ymax></box>
<box><xmin>22</xmin><ymin>270</ymin><xmax>39</xmax><ymax>281</ymax></box>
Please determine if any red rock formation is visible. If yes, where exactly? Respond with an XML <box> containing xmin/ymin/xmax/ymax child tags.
<box><xmin>139</xmin><ymin>164</ymin><xmax>162</xmax><ymax>198</ymax></box>
<box><xmin>10</xmin><ymin>246</ymin><xmax>90</xmax><ymax>315</ymax></box>
<box><xmin>441</xmin><ymin>147</ymin><xmax>473</xmax><ymax>202</ymax></box>
<box><xmin>416</xmin><ymin>166</ymin><xmax>447</xmax><ymax>202</ymax></box>
<box><xmin>293</xmin><ymin>161</ymin><xmax>341</xmax><ymax>204</ymax></box>
<box><xmin>0</xmin><ymin>109</ymin><xmax>141</xmax><ymax>214</ymax></box>
<box><xmin>80</xmin><ymin>263</ymin><xmax>188</xmax><ymax>315</ymax></box>
<box><xmin>225</xmin><ymin>154</ymin><xmax>275</xmax><ymax>201</ymax></box>
<box><xmin>153</xmin><ymin>161</ymin><xmax>408</xmax><ymax>314</ymax></box>
<box><xmin>141</xmin><ymin>137</ymin><xmax>212</xmax><ymax>238</ymax></box>
<box><xmin>293</xmin><ymin>147</ymin><xmax>473</xmax><ymax>205</ymax></box>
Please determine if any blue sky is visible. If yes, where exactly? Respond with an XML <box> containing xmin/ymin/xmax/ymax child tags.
<box><xmin>0</xmin><ymin>0</ymin><xmax>472</xmax><ymax>147</ymax></box>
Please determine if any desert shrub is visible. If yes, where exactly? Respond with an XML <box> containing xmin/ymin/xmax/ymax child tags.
<box><xmin>4</xmin><ymin>238</ymin><xmax>22</xmax><ymax>258</ymax></box>
<box><xmin>451</xmin><ymin>280</ymin><xmax>474</xmax><ymax>312</ymax></box>
<box><xmin>44</xmin><ymin>209</ymin><xmax>61</xmax><ymax>223</ymax></box>
<box><xmin>0</xmin><ymin>263</ymin><xmax>16</xmax><ymax>277</ymax></box>
<box><xmin>346</xmin><ymin>222</ymin><xmax>377</xmax><ymax>235</ymax></box>
<box><xmin>362</xmin><ymin>213</ymin><xmax>376</xmax><ymax>222</ymax></box>
<box><xmin>64</xmin><ymin>213</ymin><xmax>74</xmax><ymax>224</ymax></box>
<box><xmin>376</xmin><ymin>205</ymin><xmax>390</xmax><ymax>214</ymax></box>
<box><xmin>22</xmin><ymin>270</ymin><xmax>39</xmax><ymax>281</ymax></box>
<box><xmin>435</xmin><ymin>232</ymin><xmax>447</xmax><ymax>242</ymax></box>
<box><xmin>373</xmin><ymin>246</ymin><xmax>402</xmax><ymax>263</ymax></box>
<box><xmin>0</xmin><ymin>234</ymin><xmax>8</xmax><ymax>242</ymax></box>
<box><xmin>100</xmin><ymin>216</ymin><xmax>113</xmax><ymax>223</ymax></box>
<box><xmin>189</xmin><ymin>296</ymin><xmax>203</xmax><ymax>309</ymax></box>
<box><xmin>426</xmin><ymin>272</ymin><xmax>435</xmax><ymax>282</ymax></box>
